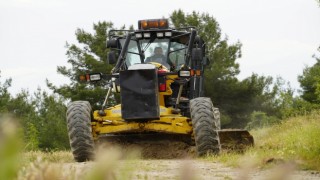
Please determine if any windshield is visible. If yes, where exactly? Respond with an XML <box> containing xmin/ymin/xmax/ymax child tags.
<box><xmin>169</xmin><ymin>42</ymin><xmax>187</xmax><ymax>70</ymax></box>
<box><xmin>141</xmin><ymin>38</ymin><xmax>171</xmax><ymax>69</ymax></box>
<box><xmin>140</xmin><ymin>39</ymin><xmax>169</xmax><ymax>59</ymax></box>
<box><xmin>120</xmin><ymin>38</ymin><xmax>187</xmax><ymax>71</ymax></box>
<box><xmin>119</xmin><ymin>39</ymin><xmax>141</xmax><ymax>67</ymax></box>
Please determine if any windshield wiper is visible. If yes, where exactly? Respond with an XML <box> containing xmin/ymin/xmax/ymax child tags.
<box><xmin>142</xmin><ymin>37</ymin><xmax>155</xmax><ymax>52</ymax></box>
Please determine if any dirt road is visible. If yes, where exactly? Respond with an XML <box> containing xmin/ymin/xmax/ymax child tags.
<box><xmin>64</xmin><ymin>159</ymin><xmax>320</xmax><ymax>180</ymax></box>
<box><xmin>58</xmin><ymin>141</ymin><xmax>320</xmax><ymax>179</ymax></box>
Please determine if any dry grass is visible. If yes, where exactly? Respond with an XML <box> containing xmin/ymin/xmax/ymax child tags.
<box><xmin>22</xmin><ymin>151</ymin><xmax>74</xmax><ymax>164</ymax></box>
<box><xmin>205</xmin><ymin>110</ymin><xmax>320</xmax><ymax>171</ymax></box>
<box><xmin>17</xmin><ymin>148</ymin><xmax>139</xmax><ymax>180</ymax></box>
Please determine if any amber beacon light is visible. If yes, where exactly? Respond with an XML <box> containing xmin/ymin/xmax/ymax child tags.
<box><xmin>138</xmin><ymin>19</ymin><xmax>169</xmax><ymax>30</ymax></box>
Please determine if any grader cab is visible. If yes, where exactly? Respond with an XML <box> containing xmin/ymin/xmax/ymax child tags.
<box><xmin>66</xmin><ymin>19</ymin><xmax>253</xmax><ymax>162</ymax></box>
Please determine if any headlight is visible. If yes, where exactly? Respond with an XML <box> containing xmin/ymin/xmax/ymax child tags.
<box><xmin>165</xmin><ymin>32</ymin><xmax>172</xmax><ymax>37</ymax></box>
<box><xmin>89</xmin><ymin>73</ymin><xmax>102</xmax><ymax>81</ymax></box>
<box><xmin>156</xmin><ymin>32</ymin><xmax>164</xmax><ymax>38</ymax></box>
<box><xmin>178</xmin><ymin>70</ymin><xmax>191</xmax><ymax>77</ymax></box>
<box><xmin>144</xmin><ymin>33</ymin><xmax>151</xmax><ymax>38</ymax></box>
<box><xmin>135</xmin><ymin>33</ymin><xmax>142</xmax><ymax>38</ymax></box>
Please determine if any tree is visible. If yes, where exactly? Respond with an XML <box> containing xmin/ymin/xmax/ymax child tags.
<box><xmin>1</xmin><ymin>72</ymin><xmax>69</xmax><ymax>150</ymax></box>
<box><xmin>32</xmin><ymin>89</ymin><xmax>69</xmax><ymax>150</ymax></box>
<box><xmin>170</xmin><ymin>10</ymin><xmax>241</xmax><ymax>82</ymax></box>
<box><xmin>1</xmin><ymin>74</ymin><xmax>39</xmax><ymax>150</ymax></box>
<box><xmin>298</xmin><ymin>47</ymin><xmax>320</xmax><ymax>103</ymax></box>
<box><xmin>47</xmin><ymin>22</ymin><xmax>115</xmax><ymax>109</ymax></box>
<box><xmin>0</xmin><ymin>71</ymin><xmax>12</xmax><ymax>113</ymax></box>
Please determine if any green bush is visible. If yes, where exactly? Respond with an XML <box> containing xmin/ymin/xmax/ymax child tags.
<box><xmin>246</xmin><ymin>111</ymin><xmax>279</xmax><ymax>130</ymax></box>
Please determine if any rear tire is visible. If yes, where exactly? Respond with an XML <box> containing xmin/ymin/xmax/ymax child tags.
<box><xmin>66</xmin><ymin>101</ymin><xmax>95</xmax><ymax>162</ymax></box>
<box><xmin>190</xmin><ymin>97</ymin><xmax>221</xmax><ymax>156</ymax></box>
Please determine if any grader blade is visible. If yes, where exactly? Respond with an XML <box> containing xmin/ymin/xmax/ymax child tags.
<box><xmin>217</xmin><ymin>129</ymin><xmax>254</xmax><ymax>151</ymax></box>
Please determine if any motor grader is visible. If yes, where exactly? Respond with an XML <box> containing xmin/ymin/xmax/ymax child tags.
<box><xmin>66</xmin><ymin>19</ymin><xmax>254</xmax><ymax>162</ymax></box>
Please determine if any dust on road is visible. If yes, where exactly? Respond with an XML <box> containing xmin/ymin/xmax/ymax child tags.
<box><xmin>64</xmin><ymin>159</ymin><xmax>320</xmax><ymax>180</ymax></box>
<box><xmin>63</xmin><ymin>141</ymin><xmax>320</xmax><ymax>179</ymax></box>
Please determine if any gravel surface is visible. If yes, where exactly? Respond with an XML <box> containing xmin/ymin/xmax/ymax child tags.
<box><xmin>64</xmin><ymin>159</ymin><xmax>320</xmax><ymax>180</ymax></box>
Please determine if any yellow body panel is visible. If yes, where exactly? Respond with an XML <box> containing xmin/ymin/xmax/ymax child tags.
<box><xmin>158</xmin><ymin>74</ymin><xmax>177</xmax><ymax>106</ymax></box>
<box><xmin>91</xmin><ymin>105</ymin><xmax>192</xmax><ymax>139</ymax></box>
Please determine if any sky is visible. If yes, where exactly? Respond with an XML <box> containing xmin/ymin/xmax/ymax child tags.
<box><xmin>0</xmin><ymin>0</ymin><xmax>319</xmax><ymax>95</ymax></box>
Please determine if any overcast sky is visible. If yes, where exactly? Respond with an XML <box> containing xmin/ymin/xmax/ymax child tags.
<box><xmin>1</xmin><ymin>0</ymin><xmax>319</xmax><ymax>95</ymax></box>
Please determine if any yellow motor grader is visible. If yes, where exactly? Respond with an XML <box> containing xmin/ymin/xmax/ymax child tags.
<box><xmin>66</xmin><ymin>19</ymin><xmax>253</xmax><ymax>162</ymax></box>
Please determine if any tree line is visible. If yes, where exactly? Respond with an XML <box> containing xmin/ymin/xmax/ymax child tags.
<box><xmin>0</xmin><ymin>10</ymin><xmax>319</xmax><ymax>150</ymax></box>
<box><xmin>0</xmin><ymin>79</ymin><xmax>69</xmax><ymax>150</ymax></box>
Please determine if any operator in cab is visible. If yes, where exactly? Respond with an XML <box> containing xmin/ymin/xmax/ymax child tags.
<box><xmin>145</xmin><ymin>47</ymin><xmax>171</xmax><ymax>70</ymax></box>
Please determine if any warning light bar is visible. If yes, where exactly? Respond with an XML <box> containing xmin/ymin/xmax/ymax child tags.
<box><xmin>138</xmin><ymin>19</ymin><xmax>169</xmax><ymax>30</ymax></box>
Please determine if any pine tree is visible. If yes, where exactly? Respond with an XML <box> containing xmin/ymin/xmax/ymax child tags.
<box><xmin>47</xmin><ymin>22</ymin><xmax>115</xmax><ymax>109</ymax></box>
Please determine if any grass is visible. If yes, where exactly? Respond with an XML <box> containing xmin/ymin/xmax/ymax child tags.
<box><xmin>205</xmin><ymin>110</ymin><xmax>320</xmax><ymax>171</ymax></box>
<box><xmin>22</xmin><ymin>151</ymin><xmax>74</xmax><ymax>164</ymax></box>
<box><xmin>18</xmin><ymin>148</ymin><xmax>140</xmax><ymax>180</ymax></box>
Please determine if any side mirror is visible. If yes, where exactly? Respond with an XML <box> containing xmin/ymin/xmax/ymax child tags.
<box><xmin>107</xmin><ymin>39</ymin><xmax>118</xmax><ymax>48</ymax></box>
<box><xmin>191</xmin><ymin>48</ymin><xmax>203</xmax><ymax>62</ymax></box>
<box><xmin>108</xmin><ymin>51</ymin><xmax>117</xmax><ymax>64</ymax></box>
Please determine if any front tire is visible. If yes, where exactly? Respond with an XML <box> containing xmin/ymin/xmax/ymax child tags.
<box><xmin>190</xmin><ymin>97</ymin><xmax>221</xmax><ymax>156</ymax></box>
<box><xmin>66</xmin><ymin>101</ymin><xmax>95</xmax><ymax>162</ymax></box>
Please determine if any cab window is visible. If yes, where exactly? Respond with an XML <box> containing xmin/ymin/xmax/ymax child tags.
<box><xmin>119</xmin><ymin>39</ymin><xmax>141</xmax><ymax>67</ymax></box>
<box><xmin>169</xmin><ymin>42</ymin><xmax>187</xmax><ymax>70</ymax></box>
